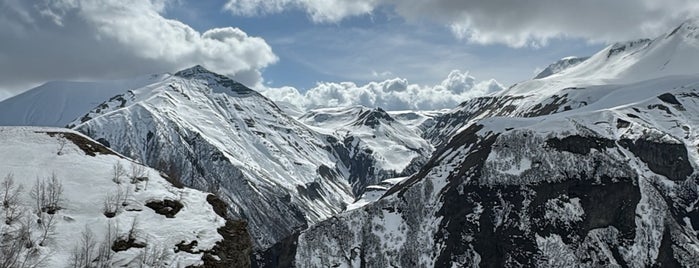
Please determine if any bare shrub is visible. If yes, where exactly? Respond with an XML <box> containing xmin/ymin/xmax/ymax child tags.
<box><xmin>112</xmin><ymin>163</ymin><xmax>126</xmax><ymax>184</ymax></box>
<box><xmin>139</xmin><ymin>242</ymin><xmax>171</xmax><ymax>268</ymax></box>
<box><xmin>69</xmin><ymin>226</ymin><xmax>97</xmax><ymax>268</ymax></box>
<box><xmin>103</xmin><ymin>187</ymin><xmax>124</xmax><ymax>218</ymax></box>
<box><xmin>1</xmin><ymin>174</ymin><xmax>24</xmax><ymax>224</ymax></box>
<box><xmin>96</xmin><ymin>221</ymin><xmax>116</xmax><ymax>268</ymax></box>
<box><xmin>37</xmin><ymin>213</ymin><xmax>57</xmax><ymax>246</ymax></box>
<box><xmin>130</xmin><ymin>163</ymin><xmax>147</xmax><ymax>184</ymax></box>
<box><xmin>0</xmin><ymin>215</ymin><xmax>46</xmax><ymax>268</ymax></box>
<box><xmin>30</xmin><ymin>174</ymin><xmax>63</xmax><ymax>215</ymax></box>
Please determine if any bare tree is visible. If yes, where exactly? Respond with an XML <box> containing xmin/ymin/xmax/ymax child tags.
<box><xmin>69</xmin><ymin>226</ymin><xmax>97</xmax><ymax>268</ymax></box>
<box><xmin>139</xmin><ymin>241</ymin><xmax>171</xmax><ymax>268</ymax></box>
<box><xmin>127</xmin><ymin>217</ymin><xmax>140</xmax><ymax>242</ymax></box>
<box><xmin>0</xmin><ymin>222</ymin><xmax>28</xmax><ymax>268</ymax></box>
<box><xmin>121</xmin><ymin>185</ymin><xmax>132</xmax><ymax>207</ymax></box>
<box><xmin>0</xmin><ymin>214</ymin><xmax>46</xmax><ymax>268</ymax></box>
<box><xmin>1</xmin><ymin>174</ymin><xmax>24</xmax><ymax>224</ymax></box>
<box><xmin>96</xmin><ymin>221</ymin><xmax>116</xmax><ymax>268</ymax></box>
<box><xmin>130</xmin><ymin>163</ymin><xmax>147</xmax><ymax>184</ymax></box>
<box><xmin>112</xmin><ymin>162</ymin><xmax>126</xmax><ymax>184</ymax></box>
<box><xmin>30</xmin><ymin>174</ymin><xmax>63</xmax><ymax>214</ymax></box>
<box><xmin>102</xmin><ymin>187</ymin><xmax>123</xmax><ymax>218</ymax></box>
<box><xmin>36</xmin><ymin>212</ymin><xmax>57</xmax><ymax>247</ymax></box>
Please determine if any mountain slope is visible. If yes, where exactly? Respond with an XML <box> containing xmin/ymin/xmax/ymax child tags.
<box><xmin>0</xmin><ymin>127</ymin><xmax>249</xmax><ymax>267</ymax></box>
<box><xmin>298</xmin><ymin>106</ymin><xmax>433</xmax><ymax>195</ymax></box>
<box><xmin>295</xmin><ymin>69</ymin><xmax>699</xmax><ymax>268</ymax></box>
<box><xmin>290</xmin><ymin>20</ymin><xmax>699</xmax><ymax>267</ymax></box>
<box><xmin>424</xmin><ymin>19</ymin><xmax>699</xmax><ymax>149</ymax></box>
<box><xmin>68</xmin><ymin>65</ymin><xmax>361</xmax><ymax>249</ymax></box>
<box><xmin>0</xmin><ymin>74</ymin><xmax>168</xmax><ymax>127</ymax></box>
<box><xmin>534</xmin><ymin>56</ymin><xmax>589</xmax><ymax>79</ymax></box>
<box><xmin>505</xmin><ymin>18</ymin><xmax>699</xmax><ymax>97</ymax></box>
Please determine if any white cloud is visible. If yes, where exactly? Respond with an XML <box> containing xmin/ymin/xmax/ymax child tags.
<box><xmin>224</xmin><ymin>0</ymin><xmax>377</xmax><ymax>23</ymax></box>
<box><xmin>225</xmin><ymin>0</ymin><xmax>699</xmax><ymax>47</ymax></box>
<box><xmin>0</xmin><ymin>0</ymin><xmax>277</xmax><ymax>96</ymax></box>
<box><xmin>259</xmin><ymin>70</ymin><xmax>503</xmax><ymax>111</ymax></box>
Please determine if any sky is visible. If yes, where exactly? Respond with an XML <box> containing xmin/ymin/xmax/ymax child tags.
<box><xmin>1</xmin><ymin>0</ymin><xmax>698</xmax><ymax>110</ymax></box>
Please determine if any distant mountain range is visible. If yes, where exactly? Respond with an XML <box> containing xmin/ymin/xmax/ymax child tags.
<box><xmin>1</xmin><ymin>19</ymin><xmax>699</xmax><ymax>267</ymax></box>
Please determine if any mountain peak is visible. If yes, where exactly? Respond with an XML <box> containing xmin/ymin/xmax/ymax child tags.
<box><xmin>174</xmin><ymin>65</ymin><xmax>255</xmax><ymax>94</ymax></box>
<box><xmin>354</xmin><ymin>106</ymin><xmax>395</xmax><ymax>127</ymax></box>
<box><xmin>534</xmin><ymin>56</ymin><xmax>589</xmax><ymax>79</ymax></box>
<box><xmin>173</xmin><ymin>64</ymin><xmax>214</xmax><ymax>78</ymax></box>
<box><xmin>667</xmin><ymin>18</ymin><xmax>699</xmax><ymax>39</ymax></box>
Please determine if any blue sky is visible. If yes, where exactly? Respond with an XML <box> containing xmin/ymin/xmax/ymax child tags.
<box><xmin>1</xmin><ymin>0</ymin><xmax>696</xmax><ymax>109</ymax></box>
<box><xmin>164</xmin><ymin>0</ymin><xmax>603</xmax><ymax>90</ymax></box>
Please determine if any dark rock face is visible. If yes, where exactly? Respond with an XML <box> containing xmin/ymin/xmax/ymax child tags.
<box><xmin>534</xmin><ymin>57</ymin><xmax>589</xmax><ymax>79</ymax></box>
<box><xmin>435</xmin><ymin>177</ymin><xmax>641</xmax><ymax>267</ymax></box>
<box><xmin>112</xmin><ymin>237</ymin><xmax>146</xmax><ymax>252</ymax></box>
<box><xmin>658</xmin><ymin>93</ymin><xmax>682</xmax><ymax>105</ymax></box>
<box><xmin>252</xmin><ymin>232</ymin><xmax>299</xmax><ymax>268</ymax></box>
<box><xmin>325</xmin><ymin>135</ymin><xmax>397</xmax><ymax>197</ymax></box>
<box><xmin>523</xmin><ymin>94</ymin><xmax>569</xmax><ymax>117</ymax></box>
<box><xmin>616</xmin><ymin>119</ymin><xmax>631</xmax><ymax>129</ymax></box>
<box><xmin>607</xmin><ymin>39</ymin><xmax>651</xmax><ymax>58</ymax></box>
<box><xmin>387</xmin><ymin>124</ymin><xmax>486</xmax><ymax>197</ymax></box>
<box><xmin>546</xmin><ymin>135</ymin><xmax>615</xmax><ymax>155</ymax></box>
<box><xmin>145</xmin><ymin>199</ymin><xmax>184</xmax><ymax>218</ymax></box>
<box><xmin>354</xmin><ymin>108</ymin><xmax>395</xmax><ymax>128</ymax></box>
<box><xmin>292</xmin><ymin>119</ymin><xmax>699</xmax><ymax>267</ymax></box>
<box><xmin>43</xmin><ymin>131</ymin><xmax>116</xmax><ymax>157</ymax></box>
<box><xmin>619</xmin><ymin>138</ymin><xmax>693</xmax><ymax>181</ymax></box>
<box><xmin>195</xmin><ymin>194</ymin><xmax>253</xmax><ymax>268</ymax></box>
<box><xmin>422</xmin><ymin>97</ymin><xmax>502</xmax><ymax>148</ymax></box>
<box><xmin>433</xmin><ymin>129</ymin><xmax>502</xmax><ymax>266</ymax></box>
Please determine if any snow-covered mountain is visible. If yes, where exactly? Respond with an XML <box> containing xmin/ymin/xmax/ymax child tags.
<box><xmin>0</xmin><ymin>127</ymin><xmax>250</xmax><ymax>267</ymax></box>
<box><xmin>61</xmin><ymin>65</ymin><xmax>364</xmax><ymax>250</ymax></box>
<box><xmin>3</xmin><ymin>17</ymin><xmax>699</xmax><ymax>268</ymax></box>
<box><xmin>298</xmin><ymin>106</ymin><xmax>433</xmax><ymax>195</ymax></box>
<box><xmin>0</xmin><ymin>74</ymin><xmax>168</xmax><ymax>127</ymax></box>
<box><xmin>425</xmin><ymin>18</ymin><xmax>699</xmax><ymax>149</ymax></box>
<box><xmin>284</xmin><ymin>19</ymin><xmax>699</xmax><ymax>267</ymax></box>
<box><xmin>0</xmin><ymin>65</ymin><xmax>434</xmax><ymax>260</ymax></box>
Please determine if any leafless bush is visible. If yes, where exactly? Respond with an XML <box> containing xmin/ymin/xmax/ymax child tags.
<box><xmin>130</xmin><ymin>163</ymin><xmax>147</xmax><ymax>184</ymax></box>
<box><xmin>128</xmin><ymin>217</ymin><xmax>140</xmax><ymax>242</ymax></box>
<box><xmin>30</xmin><ymin>174</ymin><xmax>63</xmax><ymax>214</ymax></box>
<box><xmin>96</xmin><ymin>221</ymin><xmax>116</xmax><ymax>268</ymax></box>
<box><xmin>0</xmin><ymin>215</ymin><xmax>46</xmax><ymax>268</ymax></box>
<box><xmin>69</xmin><ymin>226</ymin><xmax>97</xmax><ymax>268</ymax></box>
<box><xmin>103</xmin><ymin>187</ymin><xmax>124</xmax><ymax>218</ymax></box>
<box><xmin>112</xmin><ymin>163</ymin><xmax>126</xmax><ymax>184</ymax></box>
<box><xmin>1</xmin><ymin>174</ymin><xmax>24</xmax><ymax>224</ymax></box>
<box><xmin>121</xmin><ymin>185</ymin><xmax>132</xmax><ymax>207</ymax></box>
<box><xmin>138</xmin><ymin>242</ymin><xmax>171</xmax><ymax>268</ymax></box>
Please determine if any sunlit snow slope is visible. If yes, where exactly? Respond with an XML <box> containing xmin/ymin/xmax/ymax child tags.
<box><xmin>0</xmin><ymin>127</ymin><xmax>249</xmax><ymax>267</ymax></box>
<box><xmin>67</xmin><ymin>66</ymin><xmax>359</xmax><ymax>249</ymax></box>
<box><xmin>0</xmin><ymin>75</ymin><xmax>168</xmax><ymax>127</ymax></box>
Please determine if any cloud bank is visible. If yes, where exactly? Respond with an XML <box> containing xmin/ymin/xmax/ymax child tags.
<box><xmin>0</xmin><ymin>0</ymin><xmax>277</xmax><ymax>96</ymax></box>
<box><xmin>225</xmin><ymin>0</ymin><xmax>699</xmax><ymax>47</ymax></box>
<box><xmin>260</xmin><ymin>70</ymin><xmax>503</xmax><ymax>111</ymax></box>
